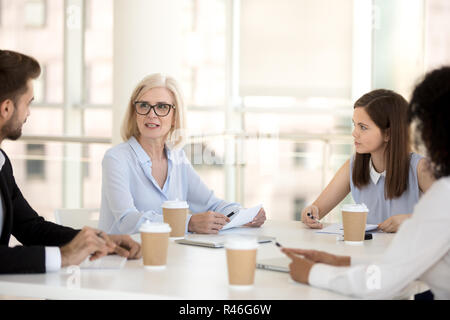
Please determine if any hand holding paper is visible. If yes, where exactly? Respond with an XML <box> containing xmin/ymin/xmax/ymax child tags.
<box><xmin>221</xmin><ymin>204</ymin><xmax>263</xmax><ymax>231</ymax></box>
<box><xmin>244</xmin><ymin>206</ymin><xmax>266</xmax><ymax>227</ymax></box>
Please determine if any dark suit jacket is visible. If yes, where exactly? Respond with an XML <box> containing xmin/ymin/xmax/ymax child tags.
<box><xmin>0</xmin><ymin>149</ymin><xmax>79</xmax><ymax>274</ymax></box>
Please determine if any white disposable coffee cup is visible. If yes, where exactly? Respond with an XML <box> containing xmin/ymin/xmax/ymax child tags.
<box><xmin>225</xmin><ymin>236</ymin><xmax>258</xmax><ymax>289</ymax></box>
<box><xmin>162</xmin><ymin>200</ymin><xmax>189</xmax><ymax>238</ymax></box>
<box><xmin>139</xmin><ymin>221</ymin><xmax>171</xmax><ymax>270</ymax></box>
<box><xmin>341</xmin><ymin>203</ymin><xmax>369</xmax><ymax>245</ymax></box>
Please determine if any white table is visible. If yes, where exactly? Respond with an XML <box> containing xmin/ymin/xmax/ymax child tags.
<box><xmin>0</xmin><ymin>220</ymin><xmax>397</xmax><ymax>300</ymax></box>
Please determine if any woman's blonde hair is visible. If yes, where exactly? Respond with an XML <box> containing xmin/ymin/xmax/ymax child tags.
<box><xmin>121</xmin><ymin>73</ymin><xmax>186</xmax><ymax>149</ymax></box>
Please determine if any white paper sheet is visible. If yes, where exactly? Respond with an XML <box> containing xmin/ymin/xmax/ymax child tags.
<box><xmin>315</xmin><ymin>223</ymin><xmax>378</xmax><ymax>235</ymax></box>
<box><xmin>221</xmin><ymin>204</ymin><xmax>263</xmax><ymax>231</ymax></box>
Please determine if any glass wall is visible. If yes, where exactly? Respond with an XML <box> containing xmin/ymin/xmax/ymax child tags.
<box><xmin>1</xmin><ymin>0</ymin><xmax>449</xmax><ymax>229</ymax></box>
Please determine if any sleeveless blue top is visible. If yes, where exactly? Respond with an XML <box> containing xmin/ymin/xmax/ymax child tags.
<box><xmin>350</xmin><ymin>153</ymin><xmax>423</xmax><ymax>224</ymax></box>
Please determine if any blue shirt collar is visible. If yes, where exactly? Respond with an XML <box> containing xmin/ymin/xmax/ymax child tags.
<box><xmin>127</xmin><ymin>136</ymin><xmax>173</xmax><ymax>165</ymax></box>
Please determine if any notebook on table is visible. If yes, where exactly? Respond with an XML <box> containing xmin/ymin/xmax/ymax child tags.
<box><xmin>316</xmin><ymin>223</ymin><xmax>379</xmax><ymax>235</ymax></box>
<box><xmin>256</xmin><ymin>257</ymin><xmax>290</xmax><ymax>273</ymax></box>
<box><xmin>175</xmin><ymin>234</ymin><xmax>275</xmax><ymax>248</ymax></box>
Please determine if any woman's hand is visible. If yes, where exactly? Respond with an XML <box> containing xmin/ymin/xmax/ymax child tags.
<box><xmin>188</xmin><ymin>211</ymin><xmax>230</xmax><ymax>234</ymax></box>
<box><xmin>282</xmin><ymin>250</ymin><xmax>316</xmax><ymax>284</ymax></box>
<box><xmin>282</xmin><ymin>248</ymin><xmax>350</xmax><ymax>266</ymax></box>
<box><xmin>243</xmin><ymin>207</ymin><xmax>267</xmax><ymax>227</ymax></box>
<box><xmin>378</xmin><ymin>214</ymin><xmax>411</xmax><ymax>233</ymax></box>
<box><xmin>301</xmin><ymin>205</ymin><xmax>322</xmax><ymax>229</ymax></box>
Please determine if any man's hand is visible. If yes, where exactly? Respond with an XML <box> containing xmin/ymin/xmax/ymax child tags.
<box><xmin>60</xmin><ymin>227</ymin><xmax>116</xmax><ymax>267</ymax></box>
<box><xmin>107</xmin><ymin>234</ymin><xmax>141</xmax><ymax>259</ymax></box>
<box><xmin>282</xmin><ymin>248</ymin><xmax>350</xmax><ymax>267</ymax></box>
<box><xmin>243</xmin><ymin>207</ymin><xmax>267</xmax><ymax>227</ymax></box>
<box><xmin>378</xmin><ymin>214</ymin><xmax>411</xmax><ymax>233</ymax></box>
<box><xmin>188</xmin><ymin>211</ymin><xmax>230</xmax><ymax>234</ymax></box>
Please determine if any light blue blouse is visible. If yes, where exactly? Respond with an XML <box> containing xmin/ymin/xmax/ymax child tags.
<box><xmin>350</xmin><ymin>152</ymin><xmax>423</xmax><ymax>224</ymax></box>
<box><xmin>98</xmin><ymin>137</ymin><xmax>241</xmax><ymax>234</ymax></box>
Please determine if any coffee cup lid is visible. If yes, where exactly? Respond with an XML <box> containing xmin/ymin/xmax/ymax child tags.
<box><xmin>139</xmin><ymin>221</ymin><xmax>172</xmax><ymax>233</ymax></box>
<box><xmin>162</xmin><ymin>199</ymin><xmax>189</xmax><ymax>209</ymax></box>
<box><xmin>342</xmin><ymin>203</ymin><xmax>369</xmax><ymax>212</ymax></box>
<box><xmin>224</xmin><ymin>235</ymin><xmax>258</xmax><ymax>250</ymax></box>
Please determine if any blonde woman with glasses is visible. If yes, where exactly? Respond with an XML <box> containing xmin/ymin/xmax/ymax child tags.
<box><xmin>99</xmin><ymin>73</ymin><xmax>266</xmax><ymax>235</ymax></box>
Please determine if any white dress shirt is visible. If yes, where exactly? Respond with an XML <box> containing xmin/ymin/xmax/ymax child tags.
<box><xmin>0</xmin><ymin>151</ymin><xmax>61</xmax><ymax>272</ymax></box>
<box><xmin>309</xmin><ymin>176</ymin><xmax>450</xmax><ymax>299</ymax></box>
<box><xmin>369</xmin><ymin>158</ymin><xmax>386</xmax><ymax>185</ymax></box>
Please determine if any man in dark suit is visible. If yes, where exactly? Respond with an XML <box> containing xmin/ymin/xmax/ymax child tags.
<box><xmin>0</xmin><ymin>50</ymin><xmax>141</xmax><ymax>274</ymax></box>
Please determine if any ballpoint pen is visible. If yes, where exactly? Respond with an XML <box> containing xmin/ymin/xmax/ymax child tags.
<box><xmin>227</xmin><ymin>210</ymin><xmax>237</xmax><ymax>218</ymax></box>
<box><xmin>306</xmin><ymin>212</ymin><xmax>320</xmax><ymax>223</ymax></box>
<box><xmin>275</xmin><ymin>241</ymin><xmax>304</xmax><ymax>259</ymax></box>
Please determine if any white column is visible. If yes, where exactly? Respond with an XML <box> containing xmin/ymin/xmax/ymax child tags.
<box><xmin>112</xmin><ymin>0</ymin><xmax>183</xmax><ymax>145</ymax></box>
<box><xmin>372</xmin><ymin>0</ymin><xmax>425</xmax><ymax>97</ymax></box>
<box><xmin>351</xmin><ymin>0</ymin><xmax>373</xmax><ymax>101</ymax></box>
<box><xmin>224</xmin><ymin>0</ymin><xmax>241</xmax><ymax>203</ymax></box>
<box><xmin>63</xmin><ymin>0</ymin><xmax>84</xmax><ymax>208</ymax></box>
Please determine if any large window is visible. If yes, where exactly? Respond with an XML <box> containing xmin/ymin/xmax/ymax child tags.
<box><xmin>180</xmin><ymin>0</ymin><xmax>227</xmax><ymax>107</ymax></box>
<box><xmin>24</xmin><ymin>0</ymin><xmax>47</xmax><ymax>28</ymax></box>
<box><xmin>26</xmin><ymin>144</ymin><xmax>46</xmax><ymax>180</ymax></box>
<box><xmin>1</xmin><ymin>0</ymin><xmax>449</xmax><ymax>226</ymax></box>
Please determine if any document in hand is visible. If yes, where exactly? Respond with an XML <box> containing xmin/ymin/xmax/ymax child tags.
<box><xmin>221</xmin><ymin>204</ymin><xmax>263</xmax><ymax>231</ymax></box>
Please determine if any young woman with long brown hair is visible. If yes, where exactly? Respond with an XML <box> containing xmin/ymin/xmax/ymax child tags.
<box><xmin>283</xmin><ymin>66</ymin><xmax>450</xmax><ymax>300</ymax></box>
<box><xmin>301</xmin><ymin>89</ymin><xmax>435</xmax><ymax>233</ymax></box>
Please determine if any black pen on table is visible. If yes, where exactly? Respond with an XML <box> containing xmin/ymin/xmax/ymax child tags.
<box><xmin>337</xmin><ymin>233</ymin><xmax>373</xmax><ymax>241</ymax></box>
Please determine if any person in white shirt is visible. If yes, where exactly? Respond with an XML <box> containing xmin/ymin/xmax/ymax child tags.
<box><xmin>301</xmin><ymin>89</ymin><xmax>435</xmax><ymax>233</ymax></box>
<box><xmin>282</xmin><ymin>66</ymin><xmax>450</xmax><ymax>299</ymax></box>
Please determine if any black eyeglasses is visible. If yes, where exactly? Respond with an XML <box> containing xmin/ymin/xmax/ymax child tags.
<box><xmin>134</xmin><ymin>101</ymin><xmax>176</xmax><ymax>117</ymax></box>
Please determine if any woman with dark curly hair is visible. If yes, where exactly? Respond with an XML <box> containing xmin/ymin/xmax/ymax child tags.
<box><xmin>282</xmin><ymin>66</ymin><xmax>450</xmax><ymax>299</ymax></box>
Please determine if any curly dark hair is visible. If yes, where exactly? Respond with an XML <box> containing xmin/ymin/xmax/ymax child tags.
<box><xmin>408</xmin><ymin>66</ymin><xmax>450</xmax><ymax>179</ymax></box>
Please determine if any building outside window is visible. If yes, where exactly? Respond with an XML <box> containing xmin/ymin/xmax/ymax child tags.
<box><xmin>26</xmin><ymin>144</ymin><xmax>46</xmax><ymax>180</ymax></box>
<box><xmin>24</xmin><ymin>0</ymin><xmax>47</xmax><ymax>28</ymax></box>
<box><xmin>0</xmin><ymin>0</ymin><xmax>449</xmax><ymax>224</ymax></box>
